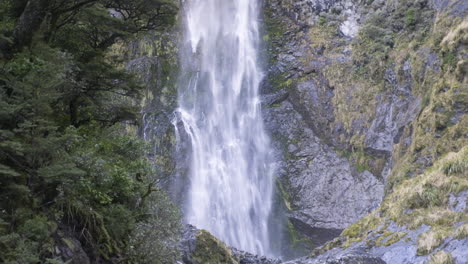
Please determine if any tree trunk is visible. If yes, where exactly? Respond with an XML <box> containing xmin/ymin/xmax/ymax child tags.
<box><xmin>14</xmin><ymin>0</ymin><xmax>49</xmax><ymax>47</ymax></box>
<box><xmin>70</xmin><ymin>98</ymin><xmax>79</xmax><ymax>127</ymax></box>
<box><xmin>0</xmin><ymin>0</ymin><xmax>49</xmax><ymax>59</ymax></box>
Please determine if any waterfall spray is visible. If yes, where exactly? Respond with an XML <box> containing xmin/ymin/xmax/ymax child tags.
<box><xmin>176</xmin><ymin>0</ymin><xmax>275</xmax><ymax>255</ymax></box>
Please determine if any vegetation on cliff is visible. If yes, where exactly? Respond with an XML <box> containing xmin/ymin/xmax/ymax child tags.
<box><xmin>263</xmin><ymin>0</ymin><xmax>466</xmax><ymax>261</ymax></box>
<box><xmin>304</xmin><ymin>0</ymin><xmax>467</xmax><ymax>258</ymax></box>
<box><xmin>0</xmin><ymin>0</ymin><xmax>180</xmax><ymax>263</ymax></box>
<box><xmin>336</xmin><ymin>146</ymin><xmax>467</xmax><ymax>254</ymax></box>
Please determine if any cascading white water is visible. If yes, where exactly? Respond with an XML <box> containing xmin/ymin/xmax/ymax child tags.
<box><xmin>175</xmin><ymin>0</ymin><xmax>275</xmax><ymax>256</ymax></box>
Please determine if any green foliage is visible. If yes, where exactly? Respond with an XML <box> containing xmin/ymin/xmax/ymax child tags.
<box><xmin>349</xmin><ymin>0</ymin><xmax>433</xmax><ymax>81</ymax></box>
<box><xmin>127</xmin><ymin>190</ymin><xmax>181</xmax><ymax>263</ymax></box>
<box><xmin>442</xmin><ymin>51</ymin><xmax>457</xmax><ymax>67</ymax></box>
<box><xmin>0</xmin><ymin>0</ymin><xmax>180</xmax><ymax>262</ymax></box>
<box><xmin>1</xmin><ymin>0</ymin><xmax>178</xmax><ymax>59</ymax></box>
<box><xmin>318</xmin><ymin>16</ymin><xmax>327</xmax><ymax>26</ymax></box>
<box><xmin>441</xmin><ymin>156</ymin><xmax>467</xmax><ymax>175</ymax></box>
<box><xmin>406</xmin><ymin>184</ymin><xmax>445</xmax><ymax>209</ymax></box>
<box><xmin>0</xmin><ymin>212</ymin><xmax>56</xmax><ymax>263</ymax></box>
<box><xmin>405</xmin><ymin>8</ymin><xmax>417</xmax><ymax>27</ymax></box>
<box><xmin>351</xmin><ymin>16</ymin><xmax>393</xmax><ymax>78</ymax></box>
<box><xmin>0</xmin><ymin>0</ymin><xmax>15</xmax><ymax>38</ymax></box>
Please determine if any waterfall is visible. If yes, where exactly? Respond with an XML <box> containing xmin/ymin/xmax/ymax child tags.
<box><xmin>175</xmin><ymin>0</ymin><xmax>275</xmax><ymax>256</ymax></box>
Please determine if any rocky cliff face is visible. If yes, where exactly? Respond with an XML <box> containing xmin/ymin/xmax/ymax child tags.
<box><xmin>261</xmin><ymin>0</ymin><xmax>467</xmax><ymax>262</ymax></box>
<box><xmin>261</xmin><ymin>0</ymin><xmax>392</xmax><ymax>237</ymax></box>
<box><xmin>110</xmin><ymin>31</ymin><xmax>182</xmax><ymax>195</ymax></box>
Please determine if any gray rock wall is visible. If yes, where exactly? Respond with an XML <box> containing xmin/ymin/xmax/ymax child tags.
<box><xmin>264</xmin><ymin>99</ymin><xmax>384</xmax><ymax>230</ymax></box>
<box><xmin>261</xmin><ymin>0</ymin><xmax>467</xmax><ymax>261</ymax></box>
<box><xmin>261</xmin><ymin>0</ymin><xmax>387</xmax><ymax>234</ymax></box>
<box><xmin>119</xmin><ymin>32</ymin><xmax>182</xmax><ymax>196</ymax></box>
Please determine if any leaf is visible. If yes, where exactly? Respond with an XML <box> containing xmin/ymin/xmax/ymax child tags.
<box><xmin>38</xmin><ymin>163</ymin><xmax>86</xmax><ymax>181</ymax></box>
<box><xmin>0</xmin><ymin>164</ymin><xmax>20</xmax><ymax>177</ymax></box>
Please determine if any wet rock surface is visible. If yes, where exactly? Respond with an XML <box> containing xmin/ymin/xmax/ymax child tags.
<box><xmin>260</xmin><ymin>0</ymin><xmax>468</xmax><ymax>261</ymax></box>
<box><xmin>449</xmin><ymin>191</ymin><xmax>468</xmax><ymax>213</ymax></box>
<box><xmin>53</xmin><ymin>226</ymin><xmax>91</xmax><ymax>264</ymax></box>
<box><xmin>264</xmin><ymin>98</ymin><xmax>384</xmax><ymax>231</ymax></box>
<box><xmin>180</xmin><ymin>225</ymin><xmax>282</xmax><ymax>264</ymax></box>
<box><xmin>262</xmin><ymin>0</ymin><xmax>386</xmax><ymax>235</ymax></box>
<box><xmin>284</xmin><ymin>248</ymin><xmax>386</xmax><ymax>264</ymax></box>
<box><xmin>286</xmin><ymin>222</ymin><xmax>468</xmax><ymax>264</ymax></box>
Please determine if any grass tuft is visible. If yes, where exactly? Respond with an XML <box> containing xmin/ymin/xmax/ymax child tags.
<box><xmin>429</xmin><ymin>251</ymin><xmax>454</xmax><ymax>264</ymax></box>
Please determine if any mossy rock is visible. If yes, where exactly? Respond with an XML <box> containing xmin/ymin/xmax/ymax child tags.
<box><xmin>191</xmin><ymin>230</ymin><xmax>239</xmax><ymax>264</ymax></box>
<box><xmin>383</xmin><ymin>232</ymin><xmax>407</xmax><ymax>246</ymax></box>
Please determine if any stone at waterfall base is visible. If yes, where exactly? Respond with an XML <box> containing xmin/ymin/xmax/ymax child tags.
<box><xmin>180</xmin><ymin>225</ymin><xmax>281</xmax><ymax>264</ymax></box>
<box><xmin>179</xmin><ymin>225</ymin><xmax>389</xmax><ymax>264</ymax></box>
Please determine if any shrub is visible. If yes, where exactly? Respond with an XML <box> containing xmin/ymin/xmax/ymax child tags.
<box><xmin>441</xmin><ymin>158</ymin><xmax>467</xmax><ymax>176</ymax></box>
<box><xmin>405</xmin><ymin>8</ymin><xmax>417</xmax><ymax>27</ymax></box>
<box><xmin>429</xmin><ymin>251</ymin><xmax>454</xmax><ymax>264</ymax></box>
<box><xmin>406</xmin><ymin>184</ymin><xmax>445</xmax><ymax>209</ymax></box>
<box><xmin>319</xmin><ymin>16</ymin><xmax>327</xmax><ymax>26</ymax></box>
<box><xmin>417</xmin><ymin>229</ymin><xmax>446</xmax><ymax>255</ymax></box>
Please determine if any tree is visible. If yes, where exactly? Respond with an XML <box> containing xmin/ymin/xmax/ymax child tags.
<box><xmin>0</xmin><ymin>0</ymin><xmax>180</xmax><ymax>262</ymax></box>
<box><xmin>0</xmin><ymin>0</ymin><xmax>178</xmax><ymax>59</ymax></box>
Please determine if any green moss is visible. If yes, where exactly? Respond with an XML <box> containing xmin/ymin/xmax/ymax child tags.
<box><xmin>269</xmin><ymin>103</ymin><xmax>282</xmax><ymax>108</ymax></box>
<box><xmin>268</xmin><ymin>72</ymin><xmax>295</xmax><ymax>92</ymax></box>
<box><xmin>324</xmin><ymin>61</ymin><xmax>381</xmax><ymax>151</ymax></box>
<box><xmin>18</xmin><ymin>215</ymin><xmax>56</xmax><ymax>242</ymax></box>
<box><xmin>375</xmin><ymin>231</ymin><xmax>393</xmax><ymax>246</ymax></box>
<box><xmin>262</xmin><ymin>7</ymin><xmax>288</xmax><ymax>66</ymax></box>
<box><xmin>318</xmin><ymin>16</ymin><xmax>327</xmax><ymax>26</ymax></box>
<box><xmin>286</xmin><ymin>221</ymin><xmax>313</xmax><ymax>249</ymax></box>
<box><xmin>388</xmin><ymin>14</ymin><xmax>467</xmax><ymax>188</ymax></box>
<box><xmin>405</xmin><ymin>8</ymin><xmax>417</xmax><ymax>27</ymax></box>
<box><xmin>308</xmin><ymin>25</ymin><xmax>337</xmax><ymax>51</ymax></box>
<box><xmin>383</xmin><ymin>232</ymin><xmax>407</xmax><ymax>246</ymax></box>
<box><xmin>336</xmin><ymin>148</ymin><xmax>385</xmax><ymax>176</ymax></box>
<box><xmin>442</xmin><ymin>51</ymin><xmax>457</xmax><ymax>67</ymax></box>
<box><xmin>311</xmin><ymin>237</ymin><xmax>344</xmax><ymax>257</ymax></box>
<box><xmin>277</xmin><ymin>180</ymin><xmax>293</xmax><ymax>211</ymax></box>
<box><xmin>341</xmin><ymin>214</ymin><xmax>381</xmax><ymax>240</ymax></box>
<box><xmin>264</xmin><ymin>9</ymin><xmax>286</xmax><ymax>40</ymax></box>
<box><xmin>191</xmin><ymin>230</ymin><xmax>238</xmax><ymax>264</ymax></box>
